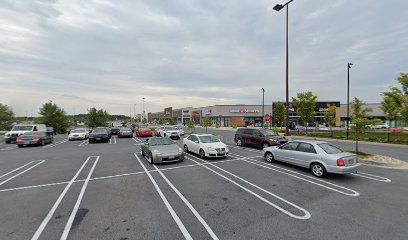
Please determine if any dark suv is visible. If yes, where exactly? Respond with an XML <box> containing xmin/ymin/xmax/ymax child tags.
<box><xmin>234</xmin><ymin>128</ymin><xmax>287</xmax><ymax>149</ymax></box>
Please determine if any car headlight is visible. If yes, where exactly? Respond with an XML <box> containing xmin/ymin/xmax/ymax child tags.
<box><xmin>153</xmin><ymin>149</ymin><xmax>160</xmax><ymax>154</ymax></box>
<box><xmin>178</xmin><ymin>147</ymin><xmax>183</xmax><ymax>153</ymax></box>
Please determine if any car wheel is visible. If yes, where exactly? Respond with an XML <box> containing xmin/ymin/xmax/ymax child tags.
<box><xmin>311</xmin><ymin>163</ymin><xmax>327</xmax><ymax>178</ymax></box>
<box><xmin>237</xmin><ymin>139</ymin><xmax>242</xmax><ymax>146</ymax></box>
<box><xmin>149</xmin><ymin>153</ymin><xmax>154</xmax><ymax>164</ymax></box>
<box><xmin>184</xmin><ymin>144</ymin><xmax>189</xmax><ymax>153</ymax></box>
<box><xmin>17</xmin><ymin>144</ymin><xmax>23</xmax><ymax>148</ymax></box>
<box><xmin>199</xmin><ymin>149</ymin><xmax>206</xmax><ymax>159</ymax></box>
<box><xmin>40</xmin><ymin>139</ymin><xmax>45</xmax><ymax>146</ymax></box>
<box><xmin>264</xmin><ymin>152</ymin><xmax>275</xmax><ymax>163</ymax></box>
<box><xmin>68</xmin><ymin>139</ymin><xmax>72</xmax><ymax>141</ymax></box>
<box><xmin>262</xmin><ymin>142</ymin><xmax>270</xmax><ymax>149</ymax></box>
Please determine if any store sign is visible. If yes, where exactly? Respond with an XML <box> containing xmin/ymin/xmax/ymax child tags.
<box><xmin>182</xmin><ymin>109</ymin><xmax>190</xmax><ymax>114</ymax></box>
<box><xmin>230</xmin><ymin>109</ymin><xmax>260</xmax><ymax>114</ymax></box>
<box><xmin>205</xmin><ymin>109</ymin><xmax>212</xmax><ymax>115</ymax></box>
<box><xmin>192</xmin><ymin>111</ymin><xmax>201</xmax><ymax>117</ymax></box>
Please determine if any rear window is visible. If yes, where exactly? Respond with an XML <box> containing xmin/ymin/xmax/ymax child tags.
<box><xmin>318</xmin><ymin>143</ymin><xmax>343</xmax><ymax>154</ymax></box>
<box><xmin>22</xmin><ymin>131</ymin><xmax>41</xmax><ymax>136</ymax></box>
<box><xmin>93</xmin><ymin>128</ymin><xmax>107</xmax><ymax>134</ymax></box>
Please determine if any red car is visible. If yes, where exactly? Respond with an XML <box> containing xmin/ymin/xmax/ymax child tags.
<box><xmin>137</xmin><ymin>128</ymin><xmax>153</xmax><ymax>137</ymax></box>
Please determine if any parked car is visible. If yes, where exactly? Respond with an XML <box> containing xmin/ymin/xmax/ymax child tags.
<box><xmin>89</xmin><ymin>128</ymin><xmax>110</xmax><ymax>143</ymax></box>
<box><xmin>262</xmin><ymin>140</ymin><xmax>360</xmax><ymax>177</ymax></box>
<box><xmin>141</xmin><ymin>137</ymin><xmax>184</xmax><ymax>164</ymax></box>
<box><xmin>68</xmin><ymin>128</ymin><xmax>89</xmax><ymax>141</ymax></box>
<box><xmin>368</xmin><ymin>123</ymin><xmax>390</xmax><ymax>129</ymax></box>
<box><xmin>136</xmin><ymin>127</ymin><xmax>153</xmax><ymax>137</ymax></box>
<box><xmin>158</xmin><ymin>126</ymin><xmax>181</xmax><ymax>140</ymax></box>
<box><xmin>135</xmin><ymin>124</ymin><xmax>148</xmax><ymax>131</ymax></box>
<box><xmin>16</xmin><ymin>131</ymin><xmax>53</xmax><ymax>147</ymax></box>
<box><xmin>118</xmin><ymin>127</ymin><xmax>133</xmax><ymax>138</ymax></box>
<box><xmin>110</xmin><ymin>127</ymin><xmax>121</xmax><ymax>135</ymax></box>
<box><xmin>4</xmin><ymin>124</ymin><xmax>47</xmax><ymax>144</ymax></box>
<box><xmin>174</xmin><ymin>125</ymin><xmax>185</xmax><ymax>136</ymax></box>
<box><xmin>234</xmin><ymin>128</ymin><xmax>287</xmax><ymax>149</ymax></box>
<box><xmin>183</xmin><ymin>134</ymin><xmax>229</xmax><ymax>158</ymax></box>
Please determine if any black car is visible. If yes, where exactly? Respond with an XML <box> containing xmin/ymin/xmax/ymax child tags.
<box><xmin>16</xmin><ymin>131</ymin><xmax>54</xmax><ymax>147</ymax></box>
<box><xmin>110</xmin><ymin>127</ymin><xmax>120</xmax><ymax>135</ymax></box>
<box><xmin>89</xmin><ymin>128</ymin><xmax>110</xmax><ymax>143</ymax></box>
<box><xmin>234</xmin><ymin>128</ymin><xmax>287</xmax><ymax>149</ymax></box>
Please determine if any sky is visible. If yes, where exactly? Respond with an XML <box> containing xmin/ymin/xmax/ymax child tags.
<box><xmin>1</xmin><ymin>0</ymin><xmax>407</xmax><ymax>117</ymax></box>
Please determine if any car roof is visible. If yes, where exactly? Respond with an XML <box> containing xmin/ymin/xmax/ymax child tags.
<box><xmin>191</xmin><ymin>134</ymin><xmax>214</xmax><ymax>137</ymax></box>
<box><xmin>289</xmin><ymin>140</ymin><xmax>328</xmax><ymax>145</ymax></box>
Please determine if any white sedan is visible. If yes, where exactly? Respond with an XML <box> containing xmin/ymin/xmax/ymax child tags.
<box><xmin>68</xmin><ymin>128</ymin><xmax>89</xmax><ymax>141</ymax></box>
<box><xmin>183</xmin><ymin>134</ymin><xmax>229</xmax><ymax>158</ymax></box>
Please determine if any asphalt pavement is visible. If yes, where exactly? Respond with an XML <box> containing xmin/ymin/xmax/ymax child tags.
<box><xmin>0</xmin><ymin>132</ymin><xmax>407</xmax><ymax>240</ymax></box>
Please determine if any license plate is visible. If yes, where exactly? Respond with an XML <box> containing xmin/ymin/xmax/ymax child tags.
<box><xmin>24</xmin><ymin>141</ymin><xmax>30</xmax><ymax>144</ymax></box>
<box><xmin>97</xmin><ymin>138</ymin><xmax>101</xmax><ymax>140</ymax></box>
<box><xmin>219</xmin><ymin>151</ymin><xmax>225</xmax><ymax>155</ymax></box>
<box><xmin>348</xmin><ymin>159</ymin><xmax>353</xmax><ymax>164</ymax></box>
<box><xmin>169</xmin><ymin>156</ymin><xmax>175</xmax><ymax>160</ymax></box>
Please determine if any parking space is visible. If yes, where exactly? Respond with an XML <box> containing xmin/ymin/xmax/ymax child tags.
<box><xmin>0</xmin><ymin>133</ymin><xmax>407</xmax><ymax>240</ymax></box>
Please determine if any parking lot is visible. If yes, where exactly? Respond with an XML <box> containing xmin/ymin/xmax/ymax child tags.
<box><xmin>0</xmin><ymin>132</ymin><xmax>407</xmax><ymax>240</ymax></box>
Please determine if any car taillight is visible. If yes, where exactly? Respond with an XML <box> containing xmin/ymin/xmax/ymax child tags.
<box><xmin>16</xmin><ymin>137</ymin><xmax>23</xmax><ymax>141</ymax></box>
<box><xmin>337</xmin><ymin>159</ymin><xmax>345</xmax><ymax>166</ymax></box>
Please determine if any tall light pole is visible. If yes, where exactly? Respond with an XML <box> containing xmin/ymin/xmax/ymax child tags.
<box><xmin>142</xmin><ymin>97</ymin><xmax>146</xmax><ymax>123</ymax></box>
<box><xmin>261</xmin><ymin>88</ymin><xmax>265</xmax><ymax>128</ymax></box>
<box><xmin>133</xmin><ymin>104</ymin><xmax>136</xmax><ymax>122</ymax></box>
<box><xmin>346</xmin><ymin>62</ymin><xmax>353</xmax><ymax>139</ymax></box>
<box><xmin>274</xmin><ymin>0</ymin><xmax>294</xmax><ymax>136</ymax></box>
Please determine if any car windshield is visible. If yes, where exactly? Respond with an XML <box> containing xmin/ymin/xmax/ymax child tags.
<box><xmin>198</xmin><ymin>135</ymin><xmax>219</xmax><ymax>143</ymax></box>
<box><xmin>72</xmin><ymin>129</ymin><xmax>86</xmax><ymax>133</ymax></box>
<box><xmin>259</xmin><ymin>129</ymin><xmax>278</xmax><ymax>136</ymax></box>
<box><xmin>92</xmin><ymin>129</ymin><xmax>107</xmax><ymax>134</ymax></box>
<box><xmin>318</xmin><ymin>143</ymin><xmax>344</xmax><ymax>154</ymax></box>
<box><xmin>12</xmin><ymin>126</ymin><xmax>33</xmax><ymax>131</ymax></box>
<box><xmin>150</xmin><ymin>138</ymin><xmax>174</xmax><ymax>146</ymax></box>
<box><xmin>140</xmin><ymin>128</ymin><xmax>150</xmax><ymax>131</ymax></box>
<box><xmin>164</xmin><ymin>127</ymin><xmax>177</xmax><ymax>131</ymax></box>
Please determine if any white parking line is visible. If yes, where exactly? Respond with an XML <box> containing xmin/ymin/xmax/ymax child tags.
<box><xmin>78</xmin><ymin>140</ymin><xmax>88</xmax><ymax>147</ymax></box>
<box><xmin>0</xmin><ymin>160</ymin><xmax>45</xmax><ymax>186</ymax></box>
<box><xmin>133</xmin><ymin>137</ymin><xmax>143</xmax><ymax>143</ymax></box>
<box><xmin>60</xmin><ymin>157</ymin><xmax>99</xmax><ymax>240</ymax></box>
<box><xmin>31</xmin><ymin>156</ymin><xmax>93</xmax><ymax>240</ymax></box>
<box><xmin>228</xmin><ymin>145</ymin><xmax>263</xmax><ymax>153</ymax></box>
<box><xmin>109</xmin><ymin>138</ymin><xmax>112</xmax><ymax>144</ymax></box>
<box><xmin>152</xmin><ymin>163</ymin><xmax>219</xmax><ymax>240</ymax></box>
<box><xmin>43</xmin><ymin>139</ymin><xmax>67</xmax><ymax>149</ymax></box>
<box><xmin>351</xmin><ymin>172</ymin><xmax>391</xmax><ymax>182</ymax></box>
<box><xmin>134</xmin><ymin>153</ymin><xmax>193</xmax><ymax>240</ymax></box>
<box><xmin>0</xmin><ymin>146</ymin><xmax>18</xmax><ymax>151</ymax></box>
<box><xmin>185</xmin><ymin>153</ymin><xmax>311</xmax><ymax>220</ymax></box>
<box><xmin>0</xmin><ymin>161</ymin><xmax>41</xmax><ymax>180</ymax></box>
<box><xmin>0</xmin><ymin>156</ymin><xmax>262</xmax><ymax>193</ymax></box>
<box><xmin>113</xmin><ymin>136</ymin><xmax>117</xmax><ymax>144</ymax></box>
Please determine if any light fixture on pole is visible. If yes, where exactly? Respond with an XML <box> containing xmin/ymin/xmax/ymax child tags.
<box><xmin>274</xmin><ymin>0</ymin><xmax>294</xmax><ymax>136</ymax></box>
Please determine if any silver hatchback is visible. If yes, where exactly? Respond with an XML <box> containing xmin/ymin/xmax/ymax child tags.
<box><xmin>262</xmin><ymin>140</ymin><xmax>360</xmax><ymax>177</ymax></box>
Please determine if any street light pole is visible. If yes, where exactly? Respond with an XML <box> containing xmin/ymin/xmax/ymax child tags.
<box><xmin>261</xmin><ymin>88</ymin><xmax>265</xmax><ymax>128</ymax></box>
<box><xmin>142</xmin><ymin>97</ymin><xmax>146</xmax><ymax>123</ymax></box>
<box><xmin>346</xmin><ymin>62</ymin><xmax>353</xmax><ymax>139</ymax></box>
<box><xmin>273</xmin><ymin>0</ymin><xmax>294</xmax><ymax>136</ymax></box>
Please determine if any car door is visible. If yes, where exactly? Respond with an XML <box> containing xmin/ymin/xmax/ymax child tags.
<box><xmin>275</xmin><ymin>142</ymin><xmax>300</xmax><ymax>163</ymax></box>
<box><xmin>251</xmin><ymin>130</ymin><xmax>263</xmax><ymax>148</ymax></box>
<box><xmin>190</xmin><ymin>135</ymin><xmax>200</xmax><ymax>154</ymax></box>
<box><xmin>241</xmin><ymin>129</ymin><xmax>252</xmax><ymax>146</ymax></box>
<box><xmin>185</xmin><ymin>135</ymin><xmax>197</xmax><ymax>154</ymax></box>
<box><xmin>293</xmin><ymin>143</ymin><xmax>317</xmax><ymax>167</ymax></box>
<box><xmin>142</xmin><ymin>139</ymin><xmax>151</xmax><ymax>156</ymax></box>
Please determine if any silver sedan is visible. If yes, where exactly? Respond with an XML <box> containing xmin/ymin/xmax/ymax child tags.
<box><xmin>141</xmin><ymin>137</ymin><xmax>184</xmax><ymax>164</ymax></box>
<box><xmin>262</xmin><ymin>140</ymin><xmax>360</xmax><ymax>177</ymax></box>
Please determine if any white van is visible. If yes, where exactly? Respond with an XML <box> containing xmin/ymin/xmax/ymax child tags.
<box><xmin>4</xmin><ymin>124</ymin><xmax>47</xmax><ymax>143</ymax></box>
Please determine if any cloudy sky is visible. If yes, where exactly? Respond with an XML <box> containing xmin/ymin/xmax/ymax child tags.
<box><xmin>1</xmin><ymin>0</ymin><xmax>407</xmax><ymax>116</ymax></box>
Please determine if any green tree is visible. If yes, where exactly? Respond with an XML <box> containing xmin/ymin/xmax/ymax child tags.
<box><xmin>168</xmin><ymin>117</ymin><xmax>174</xmax><ymax>125</ymax></box>
<box><xmin>158</xmin><ymin>117</ymin><xmax>164</xmax><ymax>125</ymax></box>
<box><xmin>38</xmin><ymin>101</ymin><xmax>69</xmax><ymax>134</ymax></box>
<box><xmin>0</xmin><ymin>103</ymin><xmax>15</xmax><ymax>131</ymax></box>
<box><xmin>292</xmin><ymin>91</ymin><xmax>318</xmax><ymax>134</ymax></box>
<box><xmin>381</xmin><ymin>73</ymin><xmax>408</xmax><ymax>126</ymax></box>
<box><xmin>274</xmin><ymin>102</ymin><xmax>285</xmax><ymax>130</ymax></box>
<box><xmin>324</xmin><ymin>104</ymin><xmax>337</xmax><ymax>136</ymax></box>
<box><xmin>351</xmin><ymin>98</ymin><xmax>374</xmax><ymax>153</ymax></box>
<box><xmin>202</xmin><ymin>116</ymin><xmax>211</xmax><ymax>133</ymax></box>
<box><xmin>87</xmin><ymin>108</ymin><xmax>110</xmax><ymax>128</ymax></box>
<box><xmin>187</xmin><ymin>120</ymin><xmax>195</xmax><ymax>132</ymax></box>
